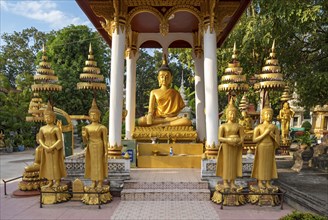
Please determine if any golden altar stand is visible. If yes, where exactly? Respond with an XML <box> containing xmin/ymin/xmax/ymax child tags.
<box><xmin>137</xmin><ymin>143</ymin><xmax>203</xmax><ymax>168</ymax></box>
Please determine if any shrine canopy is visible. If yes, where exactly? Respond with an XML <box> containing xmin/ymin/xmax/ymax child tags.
<box><xmin>76</xmin><ymin>0</ymin><xmax>251</xmax><ymax>49</ymax></box>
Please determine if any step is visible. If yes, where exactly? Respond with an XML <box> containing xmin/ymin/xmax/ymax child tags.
<box><xmin>123</xmin><ymin>181</ymin><xmax>209</xmax><ymax>190</ymax></box>
<box><xmin>121</xmin><ymin>188</ymin><xmax>211</xmax><ymax>201</ymax></box>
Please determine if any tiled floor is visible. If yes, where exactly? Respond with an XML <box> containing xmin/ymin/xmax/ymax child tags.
<box><xmin>1</xmin><ymin>164</ymin><xmax>295</xmax><ymax>219</ymax></box>
<box><xmin>111</xmin><ymin>201</ymin><xmax>220</xmax><ymax>220</ymax></box>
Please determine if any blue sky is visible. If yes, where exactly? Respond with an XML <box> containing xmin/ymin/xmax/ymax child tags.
<box><xmin>0</xmin><ymin>0</ymin><xmax>94</xmax><ymax>36</ymax></box>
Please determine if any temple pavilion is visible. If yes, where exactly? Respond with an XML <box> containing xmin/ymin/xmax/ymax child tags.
<box><xmin>76</xmin><ymin>0</ymin><xmax>251</xmax><ymax>158</ymax></box>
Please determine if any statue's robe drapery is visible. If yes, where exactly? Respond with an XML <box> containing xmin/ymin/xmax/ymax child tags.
<box><xmin>39</xmin><ymin>126</ymin><xmax>67</xmax><ymax>180</ymax></box>
<box><xmin>154</xmin><ymin>89</ymin><xmax>185</xmax><ymax>118</ymax></box>
<box><xmin>216</xmin><ymin>142</ymin><xmax>243</xmax><ymax>180</ymax></box>
<box><xmin>84</xmin><ymin>124</ymin><xmax>108</xmax><ymax>181</ymax></box>
<box><xmin>251</xmin><ymin>127</ymin><xmax>279</xmax><ymax>180</ymax></box>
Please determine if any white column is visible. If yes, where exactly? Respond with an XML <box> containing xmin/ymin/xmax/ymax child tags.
<box><xmin>125</xmin><ymin>52</ymin><xmax>138</xmax><ymax>139</ymax></box>
<box><xmin>203</xmin><ymin>28</ymin><xmax>218</xmax><ymax>146</ymax></box>
<box><xmin>194</xmin><ymin>55</ymin><xmax>206</xmax><ymax>141</ymax></box>
<box><xmin>109</xmin><ymin>28</ymin><xmax>126</xmax><ymax>147</ymax></box>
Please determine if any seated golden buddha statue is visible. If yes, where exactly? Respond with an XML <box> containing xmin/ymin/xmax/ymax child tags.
<box><xmin>137</xmin><ymin>55</ymin><xmax>192</xmax><ymax>127</ymax></box>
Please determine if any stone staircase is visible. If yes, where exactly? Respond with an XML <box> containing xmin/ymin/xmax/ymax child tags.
<box><xmin>121</xmin><ymin>181</ymin><xmax>211</xmax><ymax>201</ymax></box>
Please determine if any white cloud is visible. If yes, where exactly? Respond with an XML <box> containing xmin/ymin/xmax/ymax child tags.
<box><xmin>1</xmin><ymin>0</ymin><xmax>90</xmax><ymax>29</ymax></box>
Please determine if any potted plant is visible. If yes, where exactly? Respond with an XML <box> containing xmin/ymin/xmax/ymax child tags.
<box><xmin>297</xmin><ymin>131</ymin><xmax>316</xmax><ymax>162</ymax></box>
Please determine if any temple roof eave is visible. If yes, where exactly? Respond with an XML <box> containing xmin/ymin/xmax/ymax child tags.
<box><xmin>75</xmin><ymin>0</ymin><xmax>251</xmax><ymax>49</ymax></box>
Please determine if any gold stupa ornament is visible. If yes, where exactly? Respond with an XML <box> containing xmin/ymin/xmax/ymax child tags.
<box><xmin>280</xmin><ymin>85</ymin><xmax>292</xmax><ymax>102</ymax></box>
<box><xmin>239</xmin><ymin>93</ymin><xmax>249</xmax><ymax>111</ymax></box>
<box><xmin>254</xmin><ymin>40</ymin><xmax>285</xmax><ymax>90</ymax></box>
<box><xmin>218</xmin><ymin>43</ymin><xmax>249</xmax><ymax>93</ymax></box>
<box><xmin>26</xmin><ymin>93</ymin><xmax>44</xmax><ymax>122</ymax></box>
<box><xmin>77</xmin><ymin>43</ymin><xmax>106</xmax><ymax>91</ymax></box>
<box><xmin>31</xmin><ymin>45</ymin><xmax>62</xmax><ymax>92</ymax></box>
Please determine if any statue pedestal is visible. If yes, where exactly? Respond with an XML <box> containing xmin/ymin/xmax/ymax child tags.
<box><xmin>211</xmin><ymin>184</ymin><xmax>246</xmax><ymax>206</ymax></box>
<box><xmin>248</xmin><ymin>185</ymin><xmax>281</xmax><ymax>206</ymax></box>
<box><xmin>41</xmin><ymin>182</ymin><xmax>71</xmax><ymax>204</ymax></box>
<box><xmin>137</xmin><ymin>143</ymin><xmax>203</xmax><ymax>168</ymax></box>
<box><xmin>65</xmin><ymin>154</ymin><xmax>130</xmax><ymax>197</ymax></box>
<box><xmin>18</xmin><ymin>170</ymin><xmax>47</xmax><ymax>191</ymax></box>
<box><xmin>81</xmin><ymin>185</ymin><xmax>112</xmax><ymax>205</ymax></box>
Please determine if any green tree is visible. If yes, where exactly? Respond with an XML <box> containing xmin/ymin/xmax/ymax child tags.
<box><xmin>0</xmin><ymin>27</ymin><xmax>49</xmax><ymax>87</ymax></box>
<box><xmin>45</xmin><ymin>25</ymin><xmax>110</xmax><ymax>115</ymax></box>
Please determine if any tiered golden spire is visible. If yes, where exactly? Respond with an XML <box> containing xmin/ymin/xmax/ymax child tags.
<box><xmin>280</xmin><ymin>85</ymin><xmax>292</xmax><ymax>102</ymax></box>
<box><xmin>77</xmin><ymin>43</ymin><xmax>106</xmax><ymax>91</ymax></box>
<box><xmin>26</xmin><ymin>93</ymin><xmax>44</xmax><ymax>122</ymax></box>
<box><xmin>254</xmin><ymin>40</ymin><xmax>285</xmax><ymax>90</ymax></box>
<box><xmin>239</xmin><ymin>93</ymin><xmax>249</xmax><ymax>111</ymax></box>
<box><xmin>31</xmin><ymin>44</ymin><xmax>62</xmax><ymax>92</ymax></box>
<box><xmin>218</xmin><ymin>43</ymin><xmax>249</xmax><ymax>93</ymax></box>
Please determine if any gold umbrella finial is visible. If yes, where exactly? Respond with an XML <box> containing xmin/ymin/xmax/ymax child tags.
<box><xmin>42</xmin><ymin>43</ymin><xmax>45</xmax><ymax>54</ymax></box>
<box><xmin>271</xmin><ymin>39</ymin><xmax>276</xmax><ymax>52</ymax></box>
<box><xmin>89</xmin><ymin>43</ymin><xmax>93</xmax><ymax>54</ymax></box>
<box><xmin>232</xmin><ymin>42</ymin><xmax>237</xmax><ymax>59</ymax></box>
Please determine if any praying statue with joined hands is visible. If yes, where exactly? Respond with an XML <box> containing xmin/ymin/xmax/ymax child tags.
<box><xmin>252</xmin><ymin>102</ymin><xmax>280</xmax><ymax>189</ymax></box>
<box><xmin>39</xmin><ymin>101</ymin><xmax>67</xmax><ymax>188</ymax></box>
<box><xmin>137</xmin><ymin>55</ymin><xmax>192</xmax><ymax>127</ymax></box>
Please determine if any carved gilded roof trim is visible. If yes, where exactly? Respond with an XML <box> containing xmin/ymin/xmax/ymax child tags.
<box><xmin>202</xmin><ymin>0</ymin><xmax>217</xmax><ymax>34</ymax></box>
<box><xmin>193</xmin><ymin>31</ymin><xmax>203</xmax><ymax>58</ymax></box>
<box><xmin>127</xmin><ymin>6</ymin><xmax>164</xmax><ymax>26</ymax></box>
<box><xmin>164</xmin><ymin>5</ymin><xmax>202</xmax><ymax>22</ymax></box>
<box><xmin>125</xmin><ymin>31</ymin><xmax>139</xmax><ymax>58</ymax></box>
<box><xmin>125</xmin><ymin>0</ymin><xmax>202</xmax><ymax>7</ymax></box>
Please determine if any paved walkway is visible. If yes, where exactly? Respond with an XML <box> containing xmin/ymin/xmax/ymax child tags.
<box><xmin>1</xmin><ymin>149</ymin><xmax>296</xmax><ymax>220</ymax></box>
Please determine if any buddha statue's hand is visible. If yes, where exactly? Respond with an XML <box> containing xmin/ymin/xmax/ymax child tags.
<box><xmin>146</xmin><ymin>113</ymin><xmax>153</xmax><ymax>125</ymax></box>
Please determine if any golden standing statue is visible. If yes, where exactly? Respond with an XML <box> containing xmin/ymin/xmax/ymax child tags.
<box><xmin>137</xmin><ymin>55</ymin><xmax>192</xmax><ymax>127</ymax></box>
<box><xmin>278</xmin><ymin>102</ymin><xmax>294</xmax><ymax>143</ymax></box>
<box><xmin>39</xmin><ymin>102</ymin><xmax>67</xmax><ymax>187</ymax></box>
<box><xmin>216</xmin><ymin>99</ymin><xmax>244</xmax><ymax>189</ymax></box>
<box><xmin>252</xmin><ymin>104</ymin><xmax>280</xmax><ymax>189</ymax></box>
<box><xmin>82</xmin><ymin>99</ymin><xmax>108</xmax><ymax>188</ymax></box>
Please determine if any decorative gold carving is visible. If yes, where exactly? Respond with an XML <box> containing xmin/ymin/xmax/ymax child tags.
<box><xmin>126</xmin><ymin>0</ymin><xmax>202</xmax><ymax>7</ymax></box>
<box><xmin>82</xmin><ymin>185</ymin><xmax>112</xmax><ymax>205</ymax></box>
<box><xmin>160</xmin><ymin>21</ymin><xmax>169</xmax><ymax>36</ymax></box>
<box><xmin>41</xmin><ymin>184</ymin><xmax>71</xmax><ymax>204</ymax></box>
<box><xmin>202</xmin><ymin>0</ymin><xmax>217</xmax><ymax>33</ymax></box>
<box><xmin>216</xmin><ymin>3</ymin><xmax>239</xmax><ymax>33</ymax></box>
<box><xmin>126</xmin><ymin>31</ymin><xmax>139</xmax><ymax>58</ymax></box>
<box><xmin>254</xmin><ymin>40</ymin><xmax>285</xmax><ymax>91</ymax></box>
<box><xmin>193</xmin><ymin>31</ymin><xmax>203</xmax><ymax>58</ymax></box>
<box><xmin>108</xmin><ymin>144</ymin><xmax>123</xmax><ymax>159</ymax></box>
<box><xmin>248</xmin><ymin>185</ymin><xmax>280</xmax><ymax>206</ymax></box>
<box><xmin>204</xmin><ymin>142</ymin><xmax>218</xmax><ymax>159</ymax></box>
<box><xmin>211</xmin><ymin>184</ymin><xmax>246</xmax><ymax>206</ymax></box>
<box><xmin>218</xmin><ymin>43</ymin><xmax>249</xmax><ymax>93</ymax></box>
<box><xmin>132</xmin><ymin>126</ymin><xmax>197</xmax><ymax>142</ymax></box>
<box><xmin>77</xmin><ymin>44</ymin><xmax>107</xmax><ymax>91</ymax></box>
<box><xmin>72</xmin><ymin>179</ymin><xmax>84</xmax><ymax>201</ymax></box>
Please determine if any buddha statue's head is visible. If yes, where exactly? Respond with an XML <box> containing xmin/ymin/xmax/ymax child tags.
<box><xmin>226</xmin><ymin>99</ymin><xmax>238</xmax><ymax>123</ymax></box>
<box><xmin>262</xmin><ymin>101</ymin><xmax>273</xmax><ymax>122</ymax></box>
<box><xmin>283</xmin><ymin>102</ymin><xmax>290</xmax><ymax>109</ymax></box>
<box><xmin>157</xmin><ymin>54</ymin><xmax>173</xmax><ymax>87</ymax></box>
<box><xmin>43</xmin><ymin>101</ymin><xmax>55</xmax><ymax>124</ymax></box>
<box><xmin>89</xmin><ymin>98</ymin><xmax>101</xmax><ymax>122</ymax></box>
